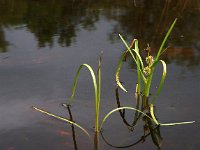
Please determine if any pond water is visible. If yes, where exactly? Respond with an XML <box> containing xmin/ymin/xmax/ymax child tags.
<box><xmin>0</xmin><ymin>0</ymin><xmax>200</xmax><ymax>150</ymax></box>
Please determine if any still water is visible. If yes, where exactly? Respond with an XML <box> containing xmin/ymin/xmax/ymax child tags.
<box><xmin>0</xmin><ymin>0</ymin><xmax>200</xmax><ymax>150</ymax></box>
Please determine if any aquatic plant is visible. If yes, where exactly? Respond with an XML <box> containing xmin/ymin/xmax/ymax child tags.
<box><xmin>32</xmin><ymin>106</ymin><xmax>90</xmax><ymax>137</ymax></box>
<box><xmin>113</xmin><ymin>18</ymin><xmax>194</xmax><ymax>126</ymax></box>
<box><xmin>32</xmin><ymin>18</ymin><xmax>195</xmax><ymax>150</ymax></box>
<box><xmin>67</xmin><ymin>54</ymin><xmax>102</xmax><ymax>150</ymax></box>
<box><xmin>33</xmin><ymin>54</ymin><xmax>102</xmax><ymax>150</ymax></box>
<box><xmin>97</xmin><ymin>18</ymin><xmax>195</xmax><ymax>149</ymax></box>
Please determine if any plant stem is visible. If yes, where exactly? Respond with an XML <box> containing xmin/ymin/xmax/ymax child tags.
<box><xmin>94</xmin><ymin>131</ymin><xmax>99</xmax><ymax>150</ymax></box>
<box><xmin>135</xmin><ymin>40</ymin><xmax>141</xmax><ymax>94</ymax></box>
<box><xmin>144</xmin><ymin>68</ymin><xmax>155</xmax><ymax>97</ymax></box>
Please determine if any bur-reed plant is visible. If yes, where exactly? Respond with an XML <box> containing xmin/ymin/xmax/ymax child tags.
<box><xmin>33</xmin><ymin>55</ymin><xmax>151</xmax><ymax>150</ymax></box>
<box><xmin>33</xmin><ymin>18</ymin><xmax>195</xmax><ymax>150</ymax></box>
<box><xmin>111</xmin><ymin>18</ymin><xmax>195</xmax><ymax>126</ymax></box>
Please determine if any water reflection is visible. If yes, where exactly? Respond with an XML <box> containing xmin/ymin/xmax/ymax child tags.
<box><xmin>65</xmin><ymin>104</ymin><xmax>78</xmax><ymax>150</ymax></box>
<box><xmin>101</xmin><ymin>122</ymin><xmax>162</xmax><ymax>149</ymax></box>
<box><xmin>0</xmin><ymin>1</ymin><xmax>199</xmax><ymax>150</ymax></box>
<box><xmin>110</xmin><ymin>86</ymin><xmax>163</xmax><ymax>149</ymax></box>
<box><xmin>0</xmin><ymin>0</ymin><xmax>199</xmax><ymax>63</ymax></box>
<box><xmin>0</xmin><ymin>27</ymin><xmax>8</xmax><ymax>52</ymax></box>
<box><xmin>0</xmin><ymin>0</ymin><xmax>99</xmax><ymax>49</ymax></box>
<box><xmin>62</xmin><ymin>98</ymin><xmax>163</xmax><ymax>150</ymax></box>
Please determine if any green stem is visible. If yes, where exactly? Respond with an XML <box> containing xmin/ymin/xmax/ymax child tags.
<box><xmin>95</xmin><ymin>55</ymin><xmax>101</xmax><ymax>133</ymax></box>
<box><xmin>144</xmin><ymin>67</ymin><xmax>155</xmax><ymax>97</ymax></box>
<box><xmin>135</xmin><ymin>40</ymin><xmax>141</xmax><ymax>94</ymax></box>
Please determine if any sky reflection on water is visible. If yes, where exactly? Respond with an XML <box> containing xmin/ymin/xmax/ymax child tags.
<box><xmin>0</xmin><ymin>0</ymin><xmax>199</xmax><ymax>150</ymax></box>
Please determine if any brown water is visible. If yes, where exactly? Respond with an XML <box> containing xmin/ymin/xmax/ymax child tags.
<box><xmin>0</xmin><ymin>0</ymin><xmax>200</xmax><ymax>150</ymax></box>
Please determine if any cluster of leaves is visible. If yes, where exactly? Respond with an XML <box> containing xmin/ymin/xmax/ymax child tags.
<box><xmin>32</xmin><ymin>18</ymin><xmax>195</xmax><ymax>150</ymax></box>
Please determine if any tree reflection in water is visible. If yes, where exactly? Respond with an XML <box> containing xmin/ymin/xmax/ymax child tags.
<box><xmin>0</xmin><ymin>0</ymin><xmax>199</xmax><ymax>66</ymax></box>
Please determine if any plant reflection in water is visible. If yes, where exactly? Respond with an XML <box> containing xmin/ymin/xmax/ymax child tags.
<box><xmin>100</xmin><ymin>85</ymin><xmax>163</xmax><ymax>149</ymax></box>
<box><xmin>32</xmin><ymin>19</ymin><xmax>194</xmax><ymax>150</ymax></box>
<box><xmin>64</xmin><ymin>104</ymin><xmax>78</xmax><ymax>150</ymax></box>
<box><xmin>64</xmin><ymin>86</ymin><xmax>163</xmax><ymax>150</ymax></box>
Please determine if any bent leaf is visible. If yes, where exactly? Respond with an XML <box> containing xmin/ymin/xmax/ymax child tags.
<box><xmin>152</xmin><ymin>60</ymin><xmax>167</xmax><ymax>103</ymax></box>
<box><xmin>119</xmin><ymin>34</ymin><xmax>144</xmax><ymax>70</ymax></box>
<box><xmin>150</xmin><ymin>104</ymin><xmax>195</xmax><ymax>126</ymax></box>
<box><xmin>32</xmin><ymin>106</ymin><xmax>91</xmax><ymax>138</ymax></box>
<box><xmin>149</xmin><ymin>104</ymin><xmax>159</xmax><ymax>125</ymax></box>
<box><xmin>115</xmin><ymin>52</ymin><xmax>128</xmax><ymax>92</ymax></box>
<box><xmin>69</xmin><ymin>64</ymin><xmax>98</xmax><ymax>105</ymax></box>
<box><xmin>100</xmin><ymin>106</ymin><xmax>154</xmax><ymax>130</ymax></box>
<box><xmin>118</xmin><ymin>34</ymin><xmax>146</xmax><ymax>86</ymax></box>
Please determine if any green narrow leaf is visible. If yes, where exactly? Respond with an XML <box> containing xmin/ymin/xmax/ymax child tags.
<box><xmin>150</xmin><ymin>104</ymin><xmax>159</xmax><ymax>125</ymax></box>
<box><xmin>156</xmin><ymin>18</ymin><xmax>177</xmax><ymax>61</ymax></box>
<box><xmin>152</xmin><ymin>60</ymin><xmax>167</xmax><ymax>103</ymax></box>
<box><xmin>100</xmin><ymin>106</ymin><xmax>154</xmax><ymax>130</ymax></box>
<box><xmin>68</xmin><ymin>62</ymin><xmax>101</xmax><ymax>133</ymax></box>
<box><xmin>149</xmin><ymin>104</ymin><xmax>195</xmax><ymax>126</ymax></box>
<box><xmin>144</xmin><ymin>19</ymin><xmax>177</xmax><ymax>97</ymax></box>
<box><xmin>115</xmin><ymin>52</ymin><xmax>128</xmax><ymax>92</ymax></box>
<box><xmin>69</xmin><ymin>64</ymin><xmax>98</xmax><ymax>105</ymax></box>
<box><xmin>118</xmin><ymin>34</ymin><xmax>146</xmax><ymax>84</ymax></box>
<box><xmin>132</xmin><ymin>41</ymin><xmax>144</xmax><ymax>70</ymax></box>
<box><xmin>160</xmin><ymin>121</ymin><xmax>195</xmax><ymax>126</ymax></box>
<box><xmin>96</xmin><ymin>54</ymin><xmax>102</xmax><ymax>132</ymax></box>
<box><xmin>134</xmin><ymin>40</ymin><xmax>142</xmax><ymax>94</ymax></box>
<box><xmin>119</xmin><ymin>34</ymin><xmax>144</xmax><ymax>70</ymax></box>
<box><xmin>32</xmin><ymin>106</ymin><xmax>91</xmax><ymax>138</ymax></box>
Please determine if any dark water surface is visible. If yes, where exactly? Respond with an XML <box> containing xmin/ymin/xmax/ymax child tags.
<box><xmin>0</xmin><ymin>0</ymin><xmax>200</xmax><ymax>150</ymax></box>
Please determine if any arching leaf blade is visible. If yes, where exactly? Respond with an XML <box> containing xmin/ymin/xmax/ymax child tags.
<box><xmin>115</xmin><ymin>52</ymin><xmax>128</xmax><ymax>92</ymax></box>
<box><xmin>69</xmin><ymin>64</ymin><xmax>98</xmax><ymax>105</ymax></box>
<box><xmin>152</xmin><ymin>60</ymin><xmax>167</xmax><ymax>103</ymax></box>
<box><xmin>32</xmin><ymin>106</ymin><xmax>91</xmax><ymax>138</ymax></box>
